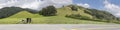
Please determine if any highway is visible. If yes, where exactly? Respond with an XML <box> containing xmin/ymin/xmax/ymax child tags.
<box><xmin>0</xmin><ymin>24</ymin><xmax>120</xmax><ymax>30</ymax></box>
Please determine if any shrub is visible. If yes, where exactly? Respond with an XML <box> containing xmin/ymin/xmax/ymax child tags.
<box><xmin>66</xmin><ymin>14</ymin><xmax>92</xmax><ymax>20</ymax></box>
<box><xmin>39</xmin><ymin>6</ymin><xmax>57</xmax><ymax>16</ymax></box>
<box><xmin>71</xmin><ymin>5</ymin><xmax>78</xmax><ymax>11</ymax></box>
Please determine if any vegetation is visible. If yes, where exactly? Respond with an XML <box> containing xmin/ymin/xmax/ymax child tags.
<box><xmin>65</xmin><ymin>5</ymin><xmax>93</xmax><ymax>20</ymax></box>
<box><xmin>39</xmin><ymin>6</ymin><xmax>57</xmax><ymax>16</ymax></box>
<box><xmin>0</xmin><ymin>11</ymin><xmax>107</xmax><ymax>24</ymax></box>
<box><xmin>64</xmin><ymin>5</ymin><xmax>120</xmax><ymax>23</ymax></box>
<box><xmin>0</xmin><ymin>5</ymin><xmax>120</xmax><ymax>24</ymax></box>
<box><xmin>70</xmin><ymin>5</ymin><xmax>78</xmax><ymax>11</ymax></box>
<box><xmin>84</xmin><ymin>8</ymin><xmax>119</xmax><ymax>22</ymax></box>
<box><xmin>66</xmin><ymin>14</ymin><xmax>92</xmax><ymax>20</ymax></box>
<box><xmin>0</xmin><ymin>7</ymin><xmax>24</xmax><ymax>19</ymax></box>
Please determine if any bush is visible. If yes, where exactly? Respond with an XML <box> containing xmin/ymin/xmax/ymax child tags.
<box><xmin>39</xmin><ymin>6</ymin><xmax>57</xmax><ymax>16</ymax></box>
<box><xmin>66</xmin><ymin>14</ymin><xmax>92</xmax><ymax>20</ymax></box>
<box><xmin>71</xmin><ymin>5</ymin><xmax>78</xmax><ymax>11</ymax></box>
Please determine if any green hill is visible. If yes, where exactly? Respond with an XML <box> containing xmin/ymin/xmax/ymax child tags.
<box><xmin>0</xmin><ymin>5</ymin><xmax>119</xmax><ymax>24</ymax></box>
<box><xmin>57</xmin><ymin>5</ymin><xmax>93</xmax><ymax>20</ymax></box>
<box><xmin>9</xmin><ymin>11</ymin><xmax>41</xmax><ymax>18</ymax></box>
<box><xmin>0</xmin><ymin>11</ymin><xmax>107</xmax><ymax>24</ymax></box>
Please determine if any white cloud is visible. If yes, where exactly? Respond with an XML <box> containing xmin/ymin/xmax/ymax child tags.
<box><xmin>104</xmin><ymin>0</ymin><xmax>120</xmax><ymax>17</ymax></box>
<box><xmin>19</xmin><ymin>1</ymin><xmax>42</xmax><ymax>10</ymax></box>
<box><xmin>0</xmin><ymin>0</ymin><xmax>17</xmax><ymax>8</ymax></box>
<box><xmin>77</xmin><ymin>3</ymin><xmax>90</xmax><ymax>8</ymax></box>
<box><xmin>0</xmin><ymin>0</ymin><xmax>72</xmax><ymax>11</ymax></box>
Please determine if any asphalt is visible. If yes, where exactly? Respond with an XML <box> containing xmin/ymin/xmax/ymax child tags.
<box><xmin>0</xmin><ymin>24</ymin><xmax>120</xmax><ymax>30</ymax></box>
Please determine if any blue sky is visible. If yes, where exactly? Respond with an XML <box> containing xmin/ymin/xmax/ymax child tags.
<box><xmin>73</xmin><ymin>0</ymin><xmax>120</xmax><ymax>10</ymax></box>
<box><xmin>73</xmin><ymin>0</ymin><xmax>120</xmax><ymax>17</ymax></box>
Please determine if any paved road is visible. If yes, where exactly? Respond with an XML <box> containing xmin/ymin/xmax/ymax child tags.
<box><xmin>0</xmin><ymin>24</ymin><xmax>120</xmax><ymax>30</ymax></box>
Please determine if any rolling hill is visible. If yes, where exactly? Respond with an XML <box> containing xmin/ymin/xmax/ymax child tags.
<box><xmin>0</xmin><ymin>5</ymin><xmax>119</xmax><ymax>24</ymax></box>
<box><xmin>0</xmin><ymin>11</ymin><xmax>107</xmax><ymax>24</ymax></box>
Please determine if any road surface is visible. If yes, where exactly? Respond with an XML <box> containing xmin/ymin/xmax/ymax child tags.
<box><xmin>0</xmin><ymin>24</ymin><xmax>120</xmax><ymax>30</ymax></box>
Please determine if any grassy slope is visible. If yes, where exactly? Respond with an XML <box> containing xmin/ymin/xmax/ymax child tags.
<box><xmin>0</xmin><ymin>7</ymin><xmax>108</xmax><ymax>24</ymax></box>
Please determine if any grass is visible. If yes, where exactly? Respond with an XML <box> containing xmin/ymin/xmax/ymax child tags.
<box><xmin>0</xmin><ymin>11</ymin><xmax>107</xmax><ymax>24</ymax></box>
<box><xmin>0</xmin><ymin>7</ymin><xmax>113</xmax><ymax>24</ymax></box>
<box><xmin>0</xmin><ymin>16</ymin><xmax>107</xmax><ymax>24</ymax></box>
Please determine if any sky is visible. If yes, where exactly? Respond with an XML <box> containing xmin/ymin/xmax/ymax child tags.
<box><xmin>0</xmin><ymin>0</ymin><xmax>120</xmax><ymax>17</ymax></box>
<box><xmin>73</xmin><ymin>0</ymin><xmax>120</xmax><ymax>17</ymax></box>
<box><xmin>0</xmin><ymin>0</ymin><xmax>72</xmax><ymax>10</ymax></box>
<box><xmin>73</xmin><ymin>0</ymin><xmax>120</xmax><ymax>10</ymax></box>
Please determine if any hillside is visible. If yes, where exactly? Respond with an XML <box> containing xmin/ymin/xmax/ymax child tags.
<box><xmin>0</xmin><ymin>7</ymin><xmax>24</xmax><ymax>19</ymax></box>
<box><xmin>57</xmin><ymin>5</ymin><xmax>93</xmax><ymax>20</ymax></box>
<box><xmin>9</xmin><ymin>11</ymin><xmax>41</xmax><ymax>18</ymax></box>
<box><xmin>0</xmin><ymin>5</ymin><xmax>119</xmax><ymax>24</ymax></box>
<box><xmin>57</xmin><ymin>5</ymin><xmax>119</xmax><ymax>21</ymax></box>
<box><xmin>0</xmin><ymin>11</ymin><xmax>107</xmax><ymax>24</ymax></box>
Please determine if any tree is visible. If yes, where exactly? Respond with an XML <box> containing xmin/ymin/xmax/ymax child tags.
<box><xmin>71</xmin><ymin>5</ymin><xmax>78</xmax><ymax>11</ymax></box>
<box><xmin>0</xmin><ymin>7</ymin><xmax>24</xmax><ymax>19</ymax></box>
<box><xmin>84</xmin><ymin>8</ymin><xmax>119</xmax><ymax>22</ymax></box>
<box><xmin>39</xmin><ymin>6</ymin><xmax>57</xmax><ymax>16</ymax></box>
